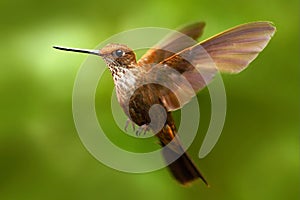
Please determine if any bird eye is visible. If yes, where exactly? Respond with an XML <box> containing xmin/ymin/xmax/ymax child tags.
<box><xmin>115</xmin><ymin>49</ymin><xmax>124</xmax><ymax>57</ymax></box>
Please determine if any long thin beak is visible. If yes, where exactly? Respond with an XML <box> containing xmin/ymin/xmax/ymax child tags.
<box><xmin>53</xmin><ymin>46</ymin><xmax>101</xmax><ymax>56</ymax></box>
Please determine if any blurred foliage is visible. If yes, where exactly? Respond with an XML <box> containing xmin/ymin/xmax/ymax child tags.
<box><xmin>0</xmin><ymin>0</ymin><xmax>299</xmax><ymax>199</ymax></box>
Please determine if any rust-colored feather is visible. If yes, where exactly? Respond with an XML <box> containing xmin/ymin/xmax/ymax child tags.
<box><xmin>199</xmin><ymin>21</ymin><xmax>276</xmax><ymax>73</ymax></box>
<box><xmin>138</xmin><ymin>22</ymin><xmax>205</xmax><ymax>66</ymax></box>
<box><xmin>156</xmin><ymin>22</ymin><xmax>276</xmax><ymax>111</ymax></box>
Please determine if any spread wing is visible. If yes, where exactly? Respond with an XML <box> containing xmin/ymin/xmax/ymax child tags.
<box><xmin>154</xmin><ymin>22</ymin><xmax>276</xmax><ymax>111</ymax></box>
<box><xmin>138</xmin><ymin>22</ymin><xmax>205</xmax><ymax>66</ymax></box>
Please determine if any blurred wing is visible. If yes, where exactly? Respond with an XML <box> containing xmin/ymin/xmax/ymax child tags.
<box><xmin>138</xmin><ymin>22</ymin><xmax>205</xmax><ymax>66</ymax></box>
<box><xmin>158</xmin><ymin>21</ymin><xmax>276</xmax><ymax>111</ymax></box>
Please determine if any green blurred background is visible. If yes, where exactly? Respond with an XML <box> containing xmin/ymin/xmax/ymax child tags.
<box><xmin>0</xmin><ymin>0</ymin><xmax>299</xmax><ymax>199</ymax></box>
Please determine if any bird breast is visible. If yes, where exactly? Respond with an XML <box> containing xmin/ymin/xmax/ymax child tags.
<box><xmin>113</xmin><ymin>67</ymin><xmax>139</xmax><ymax>107</ymax></box>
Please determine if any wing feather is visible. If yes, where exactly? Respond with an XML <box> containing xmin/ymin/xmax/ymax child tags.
<box><xmin>138</xmin><ymin>22</ymin><xmax>205</xmax><ymax>66</ymax></box>
<box><xmin>156</xmin><ymin>22</ymin><xmax>276</xmax><ymax>111</ymax></box>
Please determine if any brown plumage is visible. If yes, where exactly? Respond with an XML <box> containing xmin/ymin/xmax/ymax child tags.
<box><xmin>53</xmin><ymin>21</ymin><xmax>276</xmax><ymax>186</ymax></box>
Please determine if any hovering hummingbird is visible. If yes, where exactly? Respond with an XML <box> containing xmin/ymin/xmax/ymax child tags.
<box><xmin>54</xmin><ymin>21</ymin><xmax>275</xmax><ymax>186</ymax></box>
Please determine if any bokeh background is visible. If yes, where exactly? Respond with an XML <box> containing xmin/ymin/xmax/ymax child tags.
<box><xmin>0</xmin><ymin>0</ymin><xmax>299</xmax><ymax>199</ymax></box>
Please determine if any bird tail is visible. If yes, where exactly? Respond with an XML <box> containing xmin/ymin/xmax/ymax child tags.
<box><xmin>158</xmin><ymin>123</ymin><xmax>208</xmax><ymax>186</ymax></box>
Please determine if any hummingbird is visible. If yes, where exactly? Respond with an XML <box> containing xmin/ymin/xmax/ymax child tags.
<box><xmin>54</xmin><ymin>21</ymin><xmax>275</xmax><ymax>186</ymax></box>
